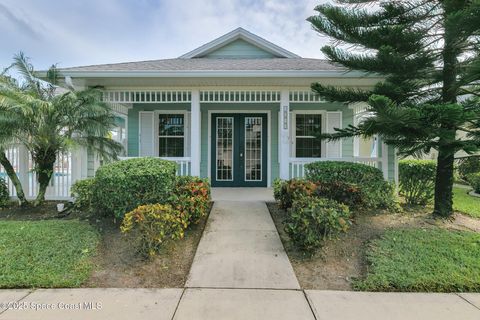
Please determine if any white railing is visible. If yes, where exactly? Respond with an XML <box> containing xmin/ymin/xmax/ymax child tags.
<box><xmin>118</xmin><ymin>157</ymin><xmax>192</xmax><ymax>176</ymax></box>
<box><xmin>289</xmin><ymin>157</ymin><xmax>383</xmax><ymax>179</ymax></box>
<box><xmin>1</xmin><ymin>146</ymin><xmax>76</xmax><ymax>200</ymax></box>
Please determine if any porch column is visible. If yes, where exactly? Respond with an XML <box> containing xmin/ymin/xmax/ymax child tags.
<box><xmin>190</xmin><ymin>90</ymin><xmax>201</xmax><ymax>176</ymax></box>
<box><xmin>279</xmin><ymin>90</ymin><xmax>290</xmax><ymax>180</ymax></box>
<box><xmin>381</xmin><ymin>141</ymin><xmax>389</xmax><ymax>180</ymax></box>
<box><xmin>17</xmin><ymin>145</ymin><xmax>29</xmax><ymax>197</ymax></box>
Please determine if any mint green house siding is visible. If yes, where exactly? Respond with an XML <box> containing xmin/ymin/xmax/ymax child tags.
<box><xmin>203</xmin><ymin>39</ymin><xmax>277</xmax><ymax>58</ymax></box>
<box><xmin>127</xmin><ymin>103</ymin><xmax>190</xmax><ymax>156</ymax></box>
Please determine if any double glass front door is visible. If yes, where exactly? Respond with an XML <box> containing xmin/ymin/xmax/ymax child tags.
<box><xmin>211</xmin><ymin>114</ymin><xmax>267</xmax><ymax>187</ymax></box>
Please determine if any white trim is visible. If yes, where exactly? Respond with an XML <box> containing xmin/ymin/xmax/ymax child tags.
<box><xmin>179</xmin><ymin>27</ymin><xmax>300</xmax><ymax>59</ymax></box>
<box><xmin>104</xmin><ymin>90</ymin><xmax>191</xmax><ymax>104</ymax></box>
<box><xmin>190</xmin><ymin>90</ymin><xmax>201</xmax><ymax>176</ymax></box>
<box><xmin>291</xmin><ymin>110</ymin><xmax>327</xmax><ymax>158</ymax></box>
<box><xmin>138</xmin><ymin>111</ymin><xmax>155</xmax><ymax>157</ymax></box>
<box><xmin>56</xmin><ymin>70</ymin><xmax>376</xmax><ymax>79</ymax></box>
<box><xmin>207</xmin><ymin>110</ymin><xmax>272</xmax><ymax>187</ymax></box>
<box><xmin>201</xmin><ymin>90</ymin><xmax>280</xmax><ymax>103</ymax></box>
<box><xmin>154</xmin><ymin>110</ymin><xmax>188</xmax><ymax>159</ymax></box>
<box><xmin>279</xmin><ymin>90</ymin><xmax>290</xmax><ymax>179</ymax></box>
<box><xmin>289</xmin><ymin>91</ymin><xmax>325</xmax><ymax>103</ymax></box>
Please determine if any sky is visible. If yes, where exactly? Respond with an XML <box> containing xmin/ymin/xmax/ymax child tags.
<box><xmin>0</xmin><ymin>0</ymin><xmax>331</xmax><ymax>70</ymax></box>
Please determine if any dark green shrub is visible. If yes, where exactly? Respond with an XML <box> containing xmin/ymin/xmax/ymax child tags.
<box><xmin>305</xmin><ymin>161</ymin><xmax>397</xmax><ymax>209</ymax></box>
<box><xmin>0</xmin><ymin>177</ymin><xmax>9</xmax><ymax>207</ymax></box>
<box><xmin>315</xmin><ymin>181</ymin><xmax>363</xmax><ymax>208</ymax></box>
<box><xmin>458</xmin><ymin>157</ymin><xmax>480</xmax><ymax>182</ymax></box>
<box><xmin>273</xmin><ymin>179</ymin><xmax>317</xmax><ymax>209</ymax></box>
<box><xmin>284</xmin><ymin>196</ymin><xmax>351</xmax><ymax>254</ymax></box>
<box><xmin>121</xmin><ymin>204</ymin><xmax>187</xmax><ymax>258</ymax></box>
<box><xmin>71</xmin><ymin>178</ymin><xmax>95</xmax><ymax>212</ymax></box>
<box><xmin>171</xmin><ymin>176</ymin><xmax>211</xmax><ymax>225</ymax></box>
<box><xmin>398</xmin><ymin>159</ymin><xmax>436</xmax><ymax>205</ymax></box>
<box><xmin>469</xmin><ymin>173</ymin><xmax>480</xmax><ymax>194</ymax></box>
<box><xmin>93</xmin><ymin>158</ymin><xmax>177</xmax><ymax>218</ymax></box>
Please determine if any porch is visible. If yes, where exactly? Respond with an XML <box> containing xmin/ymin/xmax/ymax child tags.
<box><xmin>0</xmin><ymin>89</ymin><xmax>395</xmax><ymax>200</ymax></box>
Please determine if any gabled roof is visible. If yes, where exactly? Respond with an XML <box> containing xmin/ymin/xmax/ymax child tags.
<box><xmin>179</xmin><ymin>27</ymin><xmax>300</xmax><ymax>59</ymax></box>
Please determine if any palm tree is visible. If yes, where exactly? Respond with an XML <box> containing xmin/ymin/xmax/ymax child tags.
<box><xmin>0</xmin><ymin>53</ymin><xmax>123</xmax><ymax>206</ymax></box>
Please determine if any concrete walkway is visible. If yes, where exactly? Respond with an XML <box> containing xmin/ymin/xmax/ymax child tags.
<box><xmin>1</xmin><ymin>188</ymin><xmax>480</xmax><ymax>319</ymax></box>
<box><xmin>186</xmin><ymin>188</ymin><xmax>299</xmax><ymax>289</ymax></box>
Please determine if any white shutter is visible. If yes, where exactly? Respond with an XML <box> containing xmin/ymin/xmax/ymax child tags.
<box><xmin>326</xmin><ymin>111</ymin><xmax>342</xmax><ymax>158</ymax></box>
<box><xmin>139</xmin><ymin>111</ymin><xmax>155</xmax><ymax>156</ymax></box>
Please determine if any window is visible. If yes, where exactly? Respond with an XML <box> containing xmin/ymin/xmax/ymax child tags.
<box><xmin>158</xmin><ymin>114</ymin><xmax>184</xmax><ymax>157</ymax></box>
<box><xmin>295</xmin><ymin>114</ymin><xmax>322</xmax><ymax>158</ymax></box>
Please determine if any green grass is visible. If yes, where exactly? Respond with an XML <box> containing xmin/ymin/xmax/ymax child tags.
<box><xmin>453</xmin><ymin>186</ymin><xmax>480</xmax><ymax>218</ymax></box>
<box><xmin>0</xmin><ymin>220</ymin><xmax>99</xmax><ymax>288</ymax></box>
<box><xmin>354</xmin><ymin>228</ymin><xmax>480</xmax><ymax>292</ymax></box>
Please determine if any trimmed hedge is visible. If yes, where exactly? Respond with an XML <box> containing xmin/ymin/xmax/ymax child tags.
<box><xmin>305</xmin><ymin>161</ymin><xmax>397</xmax><ymax>209</ymax></box>
<box><xmin>0</xmin><ymin>177</ymin><xmax>8</xmax><ymax>207</ymax></box>
<box><xmin>285</xmin><ymin>196</ymin><xmax>351</xmax><ymax>254</ymax></box>
<box><xmin>399</xmin><ymin>159</ymin><xmax>436</xmax><ymax>205</ymax></box>
<box><xmin>71</xmin><ymin>178</ymin><xmax>95</xmax><ymax>212</ymax></box>
<box><xmin>469</xmin><ymin>173</ymin><xmax>480</xmax><ymax>194</ymax></box>
<box><xmin>93</xmin><ymin>158</ymin><xmax>177</xmax><ymax>218</ymax></box>
<box><xmin>273</xmin><ymin>179</ymin><xmax>317</xmax><ymax>209</ymax></box>
<box><xmin>458</xmin><ymin>157</ymin><xmax>480</xmax><ymax>182</ymax></box>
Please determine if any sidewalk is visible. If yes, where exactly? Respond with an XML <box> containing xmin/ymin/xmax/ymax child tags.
<box><xmin>1</xmin><ymin>288</ymin><xmax>480</xmax><ymax>320</ymax></box>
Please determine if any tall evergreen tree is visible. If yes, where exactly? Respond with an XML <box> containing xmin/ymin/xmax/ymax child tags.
<box><xmin>308</xmin><ymin>0</ymin><xmax>480</xmax><ymax>217</ymax></box>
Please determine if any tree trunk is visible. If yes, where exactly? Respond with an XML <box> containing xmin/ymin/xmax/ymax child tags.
<box><xmin>33</xmin><ymin>150</ymin><xmax>57</xmax><ymax>206</ymax></box>
<box><xmin>433</xmin><ymin>144</ymin><xmax>455</xmax><ymax>218</ymax></box>
<box><xmin>0</xmin><ymin>151</ymin><xmax>28</xmax><ymax>206</ymax></box>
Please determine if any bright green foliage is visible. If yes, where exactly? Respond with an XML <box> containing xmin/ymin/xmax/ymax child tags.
<box><xmin>121</xmin><ymin>204</ymin><xmax>187</xmax><ymax>258</ymax></box>
<box><xmin>453</xmin><ymin>187</ymin><xmax>480</xmax><ymax>218</ymax></box>
<box><xmin>0</xmin><ymin>220</ymin><xmax>98</xmax><ymax>288</ymax></box>
<box><xmin>355</xmin><ymin>229</ymin><xmax>480</xmax><ymax>292</ymax></box>
<box><xmin>273</xmin><ymin>179</ymin><xmax>318</xmax><ymax>209</ymax></box>
<box><xmin>305</xmin><ymin>161</ymin><xmax>397</xmax><ymax>209</ymax></box>
<box><xmin>71</xmin><ymin>178</ymin><xmax>96</xmax><ymax>212</ymax></box>
<box><xmin>0</xmin><ymin>177</ymin><xmax>8</xmax><ymax>207</ymax></box>
<box><xmin>93</xmin><ymin>158</ymin><xmax>177</xmax><ymax>218</ymax></box>
<box><xmin>285</xmin><ymin>197</ymin><xmax>351</xmax><ymax>254</ymax></box>
<box><xmin>308</xmin><ymin>1</ymin><xmax>480</xmax><ymax>217</ymax></box>
<box><xmin>0</xmin><ymin>53</ymin><xmax>122</xmax><ymax>205</ymax></box>
<box><xmin>458</xmin><ymin>157</ymin><xmax>480</xmax><ymax>182</ymax></box>
<box><xmin>468</xmin><ymin>173</ymin><xmax>480</xmax><ymax>194</ymax></box>
<box><xmin>399</xmin><ymin>160</ymin><xmax>436</xmax><ymax>205</ymax></box>
<box><xmin>171</xmin><ymin>176</ymin><xmax>211</xmax><ymax>225</ymax></box>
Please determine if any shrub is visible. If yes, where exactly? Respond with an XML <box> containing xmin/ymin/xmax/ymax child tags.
<box><xmin>0</xmin><ymin>177</ymin><xmax>9</xmax><ymax>207</ymax></box>
<box><xmin>469</xmin><ymin>173</ymin><xmax>480</xmax><ymax>194</ymax></box>
<box><xmin>121</xmin><ymin>204</ymin><xmax>187</xmax><ymax>258</ymax></box>
<box><xmin>171</xmin><ymin>176</ymin><xmax>211</xmax><ymax>225</ymax></box>
<box><xmin>305</xmin><ymin>161</ymin><xmax>397</xmax><ymax>209</ymax></box>
<box><xmin>398</xmin><ymin>159</ymin><xmax>436</xmax><ymax>205</ymax></box>
<box><xmin>284</xmin><ymin>196</ymin><xmax>351</xmax><ymax>254</ymax></box>
<box><xmin>315</xmin><ymin>181</ymin><xmax>363</xmax><ymax>208</ymax></box>
<box><xmin>273</xmin><ymin>179</ymin><xmax>317</xmax><ymax>209</ymax></box>
<box><xmin>458</xmin><ymin>157</ymin><xmax>480</xmax><ymax>182</ymax></box>
<box><xmin>71</xmin><ymin>178</ymin><xmax>96</xmax><ymax>212</ymax></box>
<box><xmin>93</xmin><ymin>158</ymin><xmax>177</xmax><ymax>218</ymax></box>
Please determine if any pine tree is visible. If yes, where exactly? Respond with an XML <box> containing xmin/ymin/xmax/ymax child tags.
<box><xmin>308</xmin><ymin>0</ymin><xmax>480</xmax><ymax>217</ymax></box>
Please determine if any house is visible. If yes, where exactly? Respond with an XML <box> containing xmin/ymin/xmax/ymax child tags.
<box><xmin>3</xmin><ymin>28</ymin><xmax>396</xmax><ymax>197</ymax></box>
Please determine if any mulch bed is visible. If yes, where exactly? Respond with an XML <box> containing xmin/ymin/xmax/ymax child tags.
<box><xmin>267</xmin><ymin>202</ymin><xmax>479</xmax><ymax>290</ymax></box>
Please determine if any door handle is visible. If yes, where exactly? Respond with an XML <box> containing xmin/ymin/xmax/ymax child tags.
<box><xmin>240</xmin><ymin>153</ymin><xmax>243</xmax><ymax>157</ymax></box>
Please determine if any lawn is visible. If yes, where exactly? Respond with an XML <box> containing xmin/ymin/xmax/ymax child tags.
<box><xmin>0</xmin><ymin>220</ymin><xmax>99</xmax><ymax>288</ymax></box>
<box><xmin>354</xmin><ymin>228</ymin><xmax>480</xmax><ymax>292</ymax></box>
<box><xmin>453</xmin><ymin>187</ymin><xmax>480</xmax><ymax>218</ymax></box>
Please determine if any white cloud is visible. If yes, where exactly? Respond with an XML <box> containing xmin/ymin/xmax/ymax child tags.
<box><xmin>0</xmin><ymin>0</ymin><xmax>331</xmax><ymax>69</ymax></box>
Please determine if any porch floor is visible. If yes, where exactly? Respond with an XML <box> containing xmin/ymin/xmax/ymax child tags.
<box><xmin>211</xmin><ymin>187</ymin><xmax>274</xmax><ymax>202</ymax></box>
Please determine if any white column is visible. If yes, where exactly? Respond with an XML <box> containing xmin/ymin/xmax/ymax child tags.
<box><xmin>279</xmin><ymin>90</ymin><xmax>290</xmax><ymax>180</ymax></box>
<box><xmin>17</xmin><ymin>145</ymin><xmax>29</xmax><ymax>197</ymax></box>
<box><xmin>381</xmin><ymin>141</ymin><xmax>389</xmax><ymax>180</ymax></box>
<box><xmin>190</xmin><ymin>90</ymin><xmax>201</xmax><ymax>176</ymax></box>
